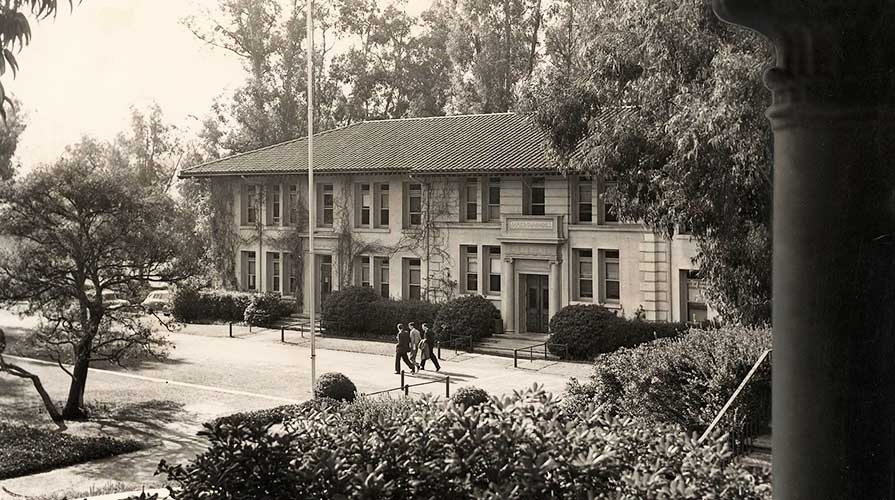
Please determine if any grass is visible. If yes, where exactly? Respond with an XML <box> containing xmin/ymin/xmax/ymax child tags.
<box><xmin>23</xmin><ymin>481</ymin><xmax>165</xmax><ymax>500</ymax></box>
<box><xmin>0</xmin><ymin>422</ymin><xmax>145</xmax><ymax>480</ymax></box>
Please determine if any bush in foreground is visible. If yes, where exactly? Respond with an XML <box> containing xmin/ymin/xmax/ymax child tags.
<box><xmin>565</xmin><ymin>326</ymin><xmax>772</xmax><ymax>438</ymax></box>
<box><xmin>0</xmin><ymin>423</ymin><xmax>143</xmax><ymax>480</ymax></box>
<box><xmin>548</xmin><ymin>304</ymin><xmax>687</xmax><ymax>360</ymax></box>
<box><xmin>434</xmin><ymin>295</ymin><xmax>501</xmax><ymax>341</ymax></box>
<box><xmin>313</xmin><ymin>372</ymin><xmax>357</xmax><ymax>402</ymax></box>
<box><xmin>159</xmin><ymin>388</ymin><xmax>771</xmax><ymax>499</ymax></box>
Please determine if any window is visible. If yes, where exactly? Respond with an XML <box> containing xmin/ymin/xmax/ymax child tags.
<box><xmin>359</xmin><ymin>184</ymin><xmax>371</xmax><ymax>227</ymax></box>
<box><xmin>601</xmin><ymin>181</ymin><xmax>618</xmax><ymax>223</ymax></box>
<box><xmin>408</xmin><ymin>183</ymin><xmax>422</xmax><ymax>227</ymax></box>
<box><xmin>320</xmin><ymin>184</ymin><xmax>334</xmax><ymax>226</ymax></box>
<box><xmin>465</xmin><ymin>178</ymin><xmax>478</xmax><ymax>221</ymax></box>
<box><xmin>486</xmin><ymin>246</ymin><xmax>501</xmax><ymax>294</ymax></box>
<box><xmin>360</xmin><ymin>256</ymin><xmax>371</xmax><ymax>288</ymax></box>
<box><xmin>288</xmin><ymin>184</ymin><xmax>300</xmax><ymax>226</ymax></box>
<box><xmin>268</xmin><ymin>186</ymin><xmax>281</xmax><ymax>226</ymax></box>
<box><xmin>320</xmin><ymin>255</ymin><xmax>332</xmax><ymax>302</ymax></box>
<box><xmin>244</xmin><ymin>185</ymin><xmax>259</xmax><ymax>225</ymax></box>
<box><xmin>406</xmin><ymin>258</ymin><xmax>421</xmax><ymax>301</ymax></box>
<box><xmin>601</xmin><ymin>249</ymin><xmax>620</xmax><ymax>302</ymax></box>
<box><xmin>528</xmin><ymin>177</ymin><xmax>545</xmax><ymax>216</ymax></box>
<box><xmin>487</xmin><ymin>177</ymin><xmax>501</xmax><ymax>221</ymax></box>
<box><xmin>377</xmin><ymin>257</ymin><xmax>390</xmax><ymax>298</ymax></box>
<box><xmin>463</xmin><ymin>246</ymin><xmax>478</xmax><ymax>293</ymax></box>
<box><xmin>268</xmin><ymin>252</ymin><xmax>281</xmax><ymax>292</ymax></box>
<box><xmin>577</xmin><ymin>178</ymin><xmax>593</xmax><ymax>223</ymax></box>
<box><xmin>286</xmin><ymin>253</ymin><xmax>298</xmax><ymax>296</ymax></box>
<box><xmin>686</xmin><ymin>270</ymin><xmax>708</xmax><ymax>323</ymax></box>
<box><xmin>242</xmin><ymin>251</ymin><xmax>257</xmax><ymax>291</ymax></box>
<box><xmin>378</xmin><ymin>184</ymin><xmax>390</xmax><ymax>226</ymax></box>
<box><xmin>575</xmin><ymin>249</ymin><xmax>593</xmax><ymax>299</ymax></box>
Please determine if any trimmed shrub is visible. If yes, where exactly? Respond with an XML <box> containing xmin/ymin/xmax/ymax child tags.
<box><xmin>566</xmin><ymin>326</ymin><xmax>772</xmax><ymax>438</ymax></box>
<box><xmin>172</xmin><ymin>287</ymin><xmax>252</xmax><ymax>323</ymax></box>
<box><xmin>548</xmin><ymin>304</ymin><xmax>687</xmax><ymax>360</ymax></box>
<box><xmin>451</xmin><ymin>386</ymin><xmax>489</xmax><ymax>409</ymax></box>
<box><xmin>244</xmin><ymin>292</ymin><xmax>294</xmax><ymax>326</ymax></box>
<box><xmin>211</xmin><ymin>398</ymin><xmax>342</xmax><ymax>429</ymax></box>
<box><xmin>321</xmin><ymin>287</ymin><xmax>441</xmax><ymax>338</ymax></box>
<box><xmin>434</xmin><ymin>295</ymin><xmax>501</xmax><ymax>342</ymax></box>
<box><xmin>313</xmin><ymin>372</ymin><xmax>357</xmax><ymax>402</ymax></box>
<box><xmin>159</xmin><ymin>388</ymin><xmax>771</xmax><ymax>499</ymax></box>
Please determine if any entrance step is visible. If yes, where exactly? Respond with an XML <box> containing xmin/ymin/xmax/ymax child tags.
<box><xmin>472</xmin><ymin>333</ymin><xmax>566</xmax><ymax>361</ymax></box>
<box><xmin>739</xmin><ymin>434</ymin><xmax>772</xmax><ymax>472</ymax></box>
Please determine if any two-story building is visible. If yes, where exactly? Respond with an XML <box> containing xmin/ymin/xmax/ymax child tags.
<box><xmin>180</xmin><ymin>112</ymin><xmax>711</xmax><ymax>334</ymax></box>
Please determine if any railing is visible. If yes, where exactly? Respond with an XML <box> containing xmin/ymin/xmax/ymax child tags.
<box><xmin>361</xmin><ymin>370</ymin><xmax>451</xmax><ymax>398</ymax></box>
<box><xmin>513</xmin><ymin>341</ymin><xmax>568</xmax><ymax>367</ymax></box>
<box><xmin>698</xmin><ymin>349</ymin><xmax>773</xmax><ymax>456</ymax></box>
<box><xmin>436</xmin><ymin>334</ymin><xmax>473</xmax><ymax>357</ymax></box>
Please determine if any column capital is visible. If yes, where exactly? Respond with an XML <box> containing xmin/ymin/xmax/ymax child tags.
<box><xmin>714</xmin><ymin>1</ymin><xmax>895</xmax><ymax>111</ymax></box>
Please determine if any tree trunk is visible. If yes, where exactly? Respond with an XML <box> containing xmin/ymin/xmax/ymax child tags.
<box><xmin>527</xmin><ymin>0</ymin><xmax>542</xmax><ymax>76</ymax></box>
<box><xmin>62</xmin><ymin>346</ymin><xmax>91</xmax><ymax>420</ymax></box>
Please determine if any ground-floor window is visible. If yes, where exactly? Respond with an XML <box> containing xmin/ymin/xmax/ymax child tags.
<box><xmin>575</xmin><ymin>249</ymin><xmax>593</xmax><ymax>300</ymax></box>
<box><xmin>377</xmin><ymin>257</ymin><xmax>390</xmax><ymax>298</ymax></box>
<box><xmin>359</xmin><ymin>256</ymin><xmax>371</xmax><ymax>288</ymax></box>
<box><xmin>320</xmin><ymin>255</ymin><xmax>332</xmax><ymax>302</ymax></box>
<box><xmin>462</xmin><ymin>245</ymin><xmax>478</xmax><ymax>293</ymax></box>
<box><xmin>241</xmin><ymin>251</ymin><xmax>257</xmax><ymax>291</ymax></box>
<box><xmin>405</xmin><ymin>258</ymin><xmax>421</xmax><ymax>301</ymax></box>
<box><xmin>486</xmin><ymin>246</ymin><xmax>501</xmax><ymax>295</ymax></box>
<box><xmin>286</xmin><ymin>253</ymin><xmax>298</xmax><ymax>296</ymax></box>
<box><xmin>600</xmin><ymin>249</ymin><xmax>620</xmax><ymax>302</ymax></box>
<box><xmin>267</xmin><ymin>252</ymin><xmax>281</xmax><ymax>293</ymax></box>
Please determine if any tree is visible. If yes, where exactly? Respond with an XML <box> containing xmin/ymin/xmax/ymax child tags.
<box><xmin>0</xmin><ymin>98</ymin><xmax>26</xmax><ymax>180</ymax></box>
<box><xmin>0</xmin><ymin>328</ymin><xmax>64</xmax><ymax>427</ymax></box>
<box><xmin>0</xmin><ymin>1</ymin><xmax>78</xmax><ymax>119</ymax></box>
<box><xmin>0</xmin><ymin>140</ymin><xmax>204</xmax><ymax>419</ymax></box>
<box><xmin>522</xmin><ymin>0</ymin><xmax>773</xmax><ymax>325</ymax></box>
<box><xmin>115</xmin><ymin>103</ymin><xmax>187</xmax><ymax>190</ymax></box>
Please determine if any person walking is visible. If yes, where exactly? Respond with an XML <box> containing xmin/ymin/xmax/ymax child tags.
<box><xmin>408</xmin><ymin>322</ymin><xmax>422</xmax><ymax>370</ymax></box>
<box><xmin>419</xmin><ymin>323</ymin><xmax>441</xmax><ymax>372</ymax></box>
<box><xmin>395</xmin><ymin>323</ymin><xmax>415</xmax><ymax>374</ymax></box>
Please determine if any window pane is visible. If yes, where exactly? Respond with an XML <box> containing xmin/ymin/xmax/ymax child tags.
<box><xmin>488</xmin><ymin>205</ymin><xmax>500</xmax><ymax>220</ymax></box>
<box><xmin>410</xmin><ymin>213</ymin><xmax>421</xmax><ymax>226</ymax></box>
<box><xmin>410</xmin><ymin>197</ymin><xmax>422</xmax><ymax>213</ymax></box>
<box><xmin>605</xmin><ymin>250</ymin><xmax>619</xmax><ymax>259</ymax></box>
<box><xmin>489</xmin><ymin>185</ymin><xmax>500</xmax><ymax>204</ymax></box>
<box><xmin>466</xmin><ymin>203</ymin><xmax>477</xmax><ymax>220</ymax></box>
<box><xmin>580</xmin><ymin>279</ymin><xmax>593</xmax><ymax>298</ymax></box>
<box><xmin>467</xmin><ymin>274</ymin><xmax>478</xmax><ymax>292</ymax></box>
<box><xmin>489</xmin><ymin>274</ymin><xmax>501</xmax><ymax>293</ymax></box>
<box><xmin>579</xmin><ymin>203</ymin><xmax>592</xmax><ymax>223</ymax></box>
<box><xmin>580</xmin><ymin>261</ymin><xmax>592</xmax><ymax>277</ymax></box>
<box><xmin>606</xmin><ymin>262</ymin><xmax>619</xmax><ymax>280</ymax></box>
<box><xmin>606</xmin><ymin>281</ymin><xmax>620</xmax><ymax>300</ymax></box>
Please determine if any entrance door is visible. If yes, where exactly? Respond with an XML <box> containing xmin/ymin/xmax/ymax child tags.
<box><xmin>524</xmin><ymin>274</ymin><xmax>549</xmax><ymax>333</ymax></box>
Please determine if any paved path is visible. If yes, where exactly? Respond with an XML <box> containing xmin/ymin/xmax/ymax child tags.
<box><xmin>0</xmin><ymin>310</ymin><xmax>592</xmax><ymax>498</ymax></box>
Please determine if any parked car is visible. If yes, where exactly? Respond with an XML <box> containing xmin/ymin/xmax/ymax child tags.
<box><xmin>84</xmin><ymin>287</ymin><xmax>133</xmax><ymax>311</ymax></box>
<box><xmin>141</xmin><ymin>290</ymin><xmax>173</xmax><ymax>315</ymax></box>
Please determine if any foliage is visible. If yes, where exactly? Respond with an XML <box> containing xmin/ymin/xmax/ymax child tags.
<box><xmin>172</xmin><ymin>287</ymin><xmax>252</xmax><ymax>323</ymax></box>
<box><xmin>321</xmin><ymin>287</ymin><xmax>441</xmax><ymax>338</ymax></box>
<box><xmin>0</xmin><ymin>142</ymin><xmax>204</xmax><ymax>419</ymax></box>
<box><xmin>451</xmin><ymin>386</ymin><xmax>489</xmax><ymax>409</ymax></box>
<box><xmin>0</xmin><ymin>98</ymin><xmax>25</xmax><ymax>180</ymax></box>
<box><xmin>210</xmin><ymin>398</ymin><xmax>342</xmax><ymax>429</ymax></box>
<box><xmin>522</xmin><ymin>0</ymin><xmax>774</xmax><ymax>325</ymax></box>
<box><xmin>243</xmin><ymin>292</ymin><xmax>294</xmax><ymax>326</ymax></box>
<box><xmin>548</xmin><ymin>304</ymin><xmax>687</xmax><ymax>360</ymax></box>
<box><xmin>0</xmin><ymin>1</ymin><xmax>79</xmax><ymax>120</ymax></box>
<box><xmin>434</xmin><ymin>295</ymin><xmax>501</xmax><ymax>341</ymax></box>
<box><xmin>565</xmin><ymin>327</ymin><xmax>772</xmax><ymax>439</ymax></box>
<box><xmin>0</xmin><ymin>422</ymin><xmax>143</xmax><ymax>480</ymax></box>
<box><xmin>158</xmin><ymin>387</ymin><xmax>771</xmax><ymax>499</ymax></box>
<box><xmin>313</xmin><ymin>372</ymin><xmax>358</xmax><ymax>403</ymax></box>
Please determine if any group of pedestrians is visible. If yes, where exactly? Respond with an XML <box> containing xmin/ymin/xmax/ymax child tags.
<box><xmin>394</xmin><ymin>322</ymin><xmax>441</xmax><ymax>374</ymax></box>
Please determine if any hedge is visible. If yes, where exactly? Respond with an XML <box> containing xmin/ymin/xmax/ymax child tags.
<box><xmin>548</xmin><ymin>304</ymin><xmax>688</xmax><ymax>360</ymax></box>
<box><xmin>321</xmin><ymin>287</ymin><xmax>441</xmax><ymax>338</ymax></box>
<box><xmin>434</xmin><ymin>295</ymin><xmax>501</xmax><ymax>341</ymax></box>
<box><xmin>0</xmin><ymin>423</ymin><xmax>143</xmax><ymax>480</ymax></box>
<box><xmin>565</xmin><ymin>326</ymin><xmax>772</xmax><ymax>440</ymax></box>
<box><xmin>158</xmin><ymin>388</ymin><xmax>771</xmax><ymax>499</ymax></box>
<box><xmin>173</xmin><ymin>288</ymin><xmax>293</xmax><ymax>324</ymax></box>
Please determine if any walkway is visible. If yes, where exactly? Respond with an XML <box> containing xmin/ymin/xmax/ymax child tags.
<box><xmin>0</xmin><ymin>310</ymin><xmax>592</xmax><ymax>497</ymax></box>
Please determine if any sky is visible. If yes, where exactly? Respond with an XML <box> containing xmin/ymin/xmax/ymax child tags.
<box><xmin>10</xmin><ymin>0</ymin><xmax>434</xmax><ymax>172</ymax></box>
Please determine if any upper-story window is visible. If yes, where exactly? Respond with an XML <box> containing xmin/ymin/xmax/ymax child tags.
<box><xmin>525</xmin><ymin>177</ymin><xmax>546</xmax><ymax>216</ymax></box>
<box><xmin>267</xmin><ymin>185</ymin><xmax>281</xmax><ymax>226</ymax></box>
<box><xmin>577</xmin><ymin>177</ymin><xmax>593</xmax><ymax>224</ymax></box>
<box><xmin>288</xmin><ymin>184</ymin><xmax>300</xmax><ymax>226</ymax></box>
<box><xmin>378</xmin><ymin>184</ymin><xmax>390</xmax><ymax>227</ymax></box>
<box><xmin>600</xmin><ymin>181</ymin><xmax>619</xmax><ymax>223</ymax></box>
<box><xmin>486</xmin><ymin>177</ymin><xmax>501</xmax><ymax>222</ymax></box>
<box><xmin>464</xmin><ymin>178</ymin><xmax>478</xmax><ymax>222</ymax></box>
<box><xmin>407</xmin><ymin>183</ymin><xmax>423</xmax><ymax>227</ymax></box>
<box><xmin>358</xmin><ymin>183</ymin><xmax>372</xmax><ymax>227</ymax></box>
<box><xmin>243</xmin><ymin>184</ymin><xmax>259</xmax><ymax>225</ymax></box>
<box><xmin>319</xmin><ymin>183</ymin><xmax>334</xmax><ymax>227</ymax></box>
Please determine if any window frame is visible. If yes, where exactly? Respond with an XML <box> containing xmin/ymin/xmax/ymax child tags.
<box><xmin>600</xmin><ymin>180</ymin><xmax>619</xmax><ymax>224</ymax></box>
<box><xmin>245</xmin><ymin>251</ymin><xmax>257</xmax><ymax>291</ymax></box>
<box><xmin>358</xmin><ymin>183</ymin><xmax>372</xmax><ymax>227</ymax></box>
<box><xmin>486</xmin><ymin>246</ymin><xmax>501</xmax><ymax>295</ymax></box>
<box><xmin>406</xmin><ymin>258</ymin><xmax>422</xmax><ymax>301</ymax></box>
<box><xmin>245</xmin><ymin>185</ymin><xmax>259</xmax><ymax>225</ymax></box>
<box><xmin>464</xmin><ymin>178</ymin><xmax>478</xmax><ymax>222</ymax></box>
<box><xmin>577</xmin><ymin>177</ymin><xmax>593</xmax><ymax>224</ymax></box>
<box><xmin>600</xmin><ymin>249</ymin><xmax>621</xmax><ymax>302</ymax></box>
<box><xmin>320</xmin><ymin>183</ymin><xmax>334</xmax><ymax>227</ymax></box>
<box><xmin>527</xmin><ymin>177</ymin><xmax>546</xmax><ymax>216</ymax></box>
<box><xmin>463</xmin><ymin>245</ymin><xmax>479</xmax><ymax>294</ymax></box>
<box><xmin>378</xmin><ymin>184</ymin><xmax>390</xmax><ymax>227</ymax></box>
<box><xmin>269</xmin><ymin>252</ymin><xmax>281</xmax><ymax>292</ymax></box>
<box><xmin>360</xmin><ymin>256</ymin><xmax>371</xmax><ymax>288</ymax></box>
<box><xmin>377</xmin><ymin>257</ymin><xmax>390</xmax><ymax>298</ymax></box>
<box><xmin>288</xmin><ymin>184</ymin><xmax>300</xmax><ymax>226</ymax></box>
<box><xmin>576</xmin><ymin>249</ymin><xmax>594</xmax><ymax>300</ymax></box>
<box><xmin>407</xmin><ymin>182</ymin><xmax>423</xmax><ymax>227</ymax></box>
<box><xmin>486</xmin><ymin>177</ymin><xmax>501</xmax><ymax>222</ymax></box>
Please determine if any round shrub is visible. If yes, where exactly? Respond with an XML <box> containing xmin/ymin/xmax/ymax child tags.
<box><xmin>321</xmin><ymin>286</ymin><xmax>381</xmax><ymax>336</ymax></box>
<box><xmin>434</xmin><ymin>295</ymin><xmax>501</xmax><ymax>341</ymax></box>
<box><xmin>548</xmin><ymin>304</ymin><xmax>687</xmax><ymax>360</ymax></box>
<box><xmin>313</xmin><ymin>372</ymin><xmax>357</xmax><ymax>402</ymax></box>
<box><xmin>244</xmin><ymin>292</ymin><xmax>293</xmax><ymax>326</ymax></box>
<box><xmin>451</xmin><ymin>386</ymin><xmax>490</xmax><ymax>409</ymax></box>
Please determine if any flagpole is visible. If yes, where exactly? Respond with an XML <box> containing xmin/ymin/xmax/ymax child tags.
<box><xmin>307</xmin><ymin>0</ymin><xmax>317</xmax><ymax>388</ymax></box>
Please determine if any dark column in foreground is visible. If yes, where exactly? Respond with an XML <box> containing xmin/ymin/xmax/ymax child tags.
<box><xmin>713</xmin><ymin>2</ymin><xmax>895</xmax><ymax>498</ymax></box>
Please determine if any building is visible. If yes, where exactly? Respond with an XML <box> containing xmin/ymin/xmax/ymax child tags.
<box><xmin>180</xmin><ymin>112</ymin><xmax>711</xmax><ymax>334</ymax></box>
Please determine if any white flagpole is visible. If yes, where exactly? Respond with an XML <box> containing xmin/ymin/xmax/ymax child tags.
<box><xmin>307</xmin><ymin>0</ymin><xmax>317</xmax><ymax>387</ymax></box>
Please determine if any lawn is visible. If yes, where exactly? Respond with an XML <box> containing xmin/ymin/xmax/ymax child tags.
<box><xmin>0</xmin><ymin>422</ymin><xmax>144</xmax><ymax>480</ymax></box>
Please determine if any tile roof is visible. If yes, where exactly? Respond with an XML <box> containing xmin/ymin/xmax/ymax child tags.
<box><xmin>180</xmin><ymin>112</ymin><xmax>556</xmax><ymax>177</ymax></box>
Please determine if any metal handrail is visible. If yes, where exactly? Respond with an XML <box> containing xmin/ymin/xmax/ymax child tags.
<box><xmin>512</xmin><ymin>341</ymin><xmax>568</xmax><ymax>367</ymax></box>
<box><xmin>698</xmin><ymin>348</ymin><xmax>773</xmax><ymax>444</ymax></box>
<box><xmin>361</xmin><ymin>371</ymin><xmax>451</xmax><ymax>398</ymax></box>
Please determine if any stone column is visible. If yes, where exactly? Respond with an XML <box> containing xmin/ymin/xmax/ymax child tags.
<box><xmin>548</xmin><ymin>260</ymin><xmax>561</xmax><ymax>325</ymax></box>
<box><xmin>501</xmin><ymin>257</ymin><xmax>516</xmax><ymax>334</ymax></box>
<box><xmin>714</xmin><ymin>3</ymin><xmax>895</xmax><ymax>498</ymax></box>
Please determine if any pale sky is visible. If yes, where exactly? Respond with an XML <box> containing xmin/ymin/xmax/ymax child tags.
<box><xmin>9</xmin><ymin>0</ymin><xmax>433</xmax><ymax>172</ymax></box>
